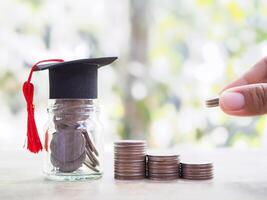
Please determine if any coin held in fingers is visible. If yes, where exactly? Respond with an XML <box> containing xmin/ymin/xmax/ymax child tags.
<box><xmin>205</xmin><ymin>97</ymin><xmax>219</xmax><ymax>108</ymax></box>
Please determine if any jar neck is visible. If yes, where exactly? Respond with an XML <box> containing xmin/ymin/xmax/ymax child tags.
<box><xmin>47</xmin><ymin>99</ymin><xmax>100</xmax><ymax>114</ymax></box>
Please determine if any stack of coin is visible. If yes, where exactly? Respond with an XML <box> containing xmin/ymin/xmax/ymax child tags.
<box><xmin>147</xmin><ymin>154</ymin><xmax>180</xmax><ymax>181</ymax></box>
<box><xmin>205</xmin><ymin>97</ymin><xmax>219</xmax><ymax>108</ymax></box>
<box><xmin>180</xmin><ymin>162</ymin><xmax>213</xmax><ymax>180</ymax></box>
<box><xmin>114</xmin><ymin>140</ymin><xmax>146</xmax><ymax>180</ymax></box>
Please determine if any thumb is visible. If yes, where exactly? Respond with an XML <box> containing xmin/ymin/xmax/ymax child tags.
<box><xmin>219</xmin><ymin>83</ymin><xmax>267</xmax><ymax>116</ymax></box>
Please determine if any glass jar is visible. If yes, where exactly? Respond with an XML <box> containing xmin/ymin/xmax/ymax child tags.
<box><xmin>43</xmin><ymin>99</ymin><xmax>103</xmax><ymax>181</ymax></box>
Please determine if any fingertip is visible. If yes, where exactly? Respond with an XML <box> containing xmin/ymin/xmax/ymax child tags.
<box><xmin>220</xmin><ymin>91</ymin><xmax>245</xmax><ymax>111</ymax></box>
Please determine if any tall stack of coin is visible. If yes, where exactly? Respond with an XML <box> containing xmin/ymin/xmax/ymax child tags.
<box><xmin>180</xmin><ymin>162</ymin><xmax>213</xmax><ymax>180</ymax></box>
<box><xmin>147</xmin><ymin>154</ymin><xmax>180</xmax><ymax>181</ymax></box>
<box><xmin>114</xmin><ymin>140</ymin><xmax>146</xmax><ymax>180</ymax></box>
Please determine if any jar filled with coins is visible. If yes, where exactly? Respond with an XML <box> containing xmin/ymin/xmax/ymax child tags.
<box><xmin>43</xmin><ymin>99</ymin><xmax>103</xmax><ymax>181</ymax></box>
<box><xmin>22</xmin><ymin>57</ymin><xmax>117</xmax><ymax>181</ymax></box>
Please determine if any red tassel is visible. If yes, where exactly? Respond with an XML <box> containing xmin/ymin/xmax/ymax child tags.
<box><xmin>23</xmin><ymin>59</ymin><xmax>64</xmax><ymax>153</ymax></box>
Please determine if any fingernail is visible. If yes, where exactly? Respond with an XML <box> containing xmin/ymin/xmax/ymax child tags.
<box><xmin>220</xmin><ymin>92</ymin><xmax>245</xmax><ymax>110</ymax></box>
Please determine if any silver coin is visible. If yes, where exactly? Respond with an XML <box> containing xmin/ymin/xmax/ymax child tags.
<box><xmin>50</xmin><ymin>130</ymin><xmax>86</xmax><ymax>162</ymax></box>
<box><xmin>51</xmin><ymin>151</ymin><xmax>86</xmax><ymax>172</ymax></box>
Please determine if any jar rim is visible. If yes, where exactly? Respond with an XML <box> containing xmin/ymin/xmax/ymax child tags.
<box><xmin>47</xmin><ymin>99</ymin><xmax>100</xmax><ymax>114</ymax></box>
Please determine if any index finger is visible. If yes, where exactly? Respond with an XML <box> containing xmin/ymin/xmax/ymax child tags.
<box><xmin>221</xmin><ymin>57</ymin><xmax>267</xmax><ymax>92</ymax></box>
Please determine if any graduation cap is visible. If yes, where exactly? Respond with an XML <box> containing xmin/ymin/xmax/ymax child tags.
<box><xmin>22</xmin><ymin>57</ymin><xmax>117</xmax><ymax>153</ymax></box>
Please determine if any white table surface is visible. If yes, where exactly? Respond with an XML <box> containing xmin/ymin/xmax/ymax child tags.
<box><xmin>1</xmin><ymin>148</ymin><xmax>267</xmax><ymax>200</ymax></box>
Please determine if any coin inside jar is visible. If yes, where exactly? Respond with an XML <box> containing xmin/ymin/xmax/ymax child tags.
<box><xmin>51</xmin><ymin>151</ymin><xmax>86</xmax><ymax>172</ymax></box>
<box><xmin>50</xmin><ymin>131</ymin><xmax>86</xmax><ymax>163</ymax></box>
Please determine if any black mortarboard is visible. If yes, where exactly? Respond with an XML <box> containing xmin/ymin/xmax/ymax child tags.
<box><xmin>35</xmin><ymin>57</ymin><xmax>117</xmax><ymax>99</ymax></box>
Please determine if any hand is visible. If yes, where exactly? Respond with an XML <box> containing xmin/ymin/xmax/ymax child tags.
<box><xmin>220</xmin><ymin>57</ymin><xmax>267</xmax><ymax>116</ymax></box>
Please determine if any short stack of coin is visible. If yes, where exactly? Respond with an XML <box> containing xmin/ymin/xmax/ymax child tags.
<box><xmin>180</xmin><ymin>162</ymin><xmax>213</xmax><ymax>180</ymax></box>
<box><xmin>147</xmin><ymin>154</ymin><xmax>180</xmax><ymax>181</ymax></box>
<box><xmin>205</xmin><ymin>97</ymin><xmax>219</xmax><ymax>108</ymax></box>
<box><xmin>114</xmin><ymin>140</ymin><xmax>146</xmax><ymax>180</ymax></box>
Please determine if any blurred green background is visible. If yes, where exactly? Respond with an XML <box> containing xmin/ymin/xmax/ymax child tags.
<box><xmin>1</xmin><ymin>0</ymin><xmax>267</xmax><ymax>150</ymax></box>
